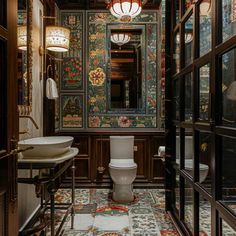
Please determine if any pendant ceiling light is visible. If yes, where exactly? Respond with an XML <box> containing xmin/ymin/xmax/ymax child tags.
<box><xmin>111</xmin><ymin>33</ymin><xmax>131</xmax><ymax>47</ymax></box>
<box><xmin>108</xmin><ymin>0</ymin><xmax>142</xmax><ymax>22</ymax></box>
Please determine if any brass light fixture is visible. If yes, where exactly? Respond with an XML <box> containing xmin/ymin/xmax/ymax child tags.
<box><xmin>17</xmin><ymin>25</ymin><xmax>27</xmax><ymax>50</ymax></box>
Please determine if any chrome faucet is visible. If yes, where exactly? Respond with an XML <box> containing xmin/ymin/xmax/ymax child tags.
<box><xmin>19</xmin><ymin>115</ymin><xmax>39</xmax><ymax>130</ymax></box>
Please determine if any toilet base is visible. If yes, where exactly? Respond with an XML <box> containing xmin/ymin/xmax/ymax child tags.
<box><xmin>112</xmin><ymin>183</ymin><xmax>134</xmax><ymax>203</ymax></box>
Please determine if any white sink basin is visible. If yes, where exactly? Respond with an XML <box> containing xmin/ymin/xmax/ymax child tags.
<box><xmin>18</xmin><ymin>136</ymin><xmax>74</xmax><ymax>158</ymax></box>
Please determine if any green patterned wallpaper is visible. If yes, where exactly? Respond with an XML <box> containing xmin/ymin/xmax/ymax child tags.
<box><xmin>60</xmin><ymin>10</ymin><xmax>160</xmax><ymax>129</ymax></box>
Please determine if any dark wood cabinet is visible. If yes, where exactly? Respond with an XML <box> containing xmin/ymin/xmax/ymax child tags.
<box><xmin>61</xmin><ymin>132</ymin><xmax>165</xmax><ymax>188</ymax></box>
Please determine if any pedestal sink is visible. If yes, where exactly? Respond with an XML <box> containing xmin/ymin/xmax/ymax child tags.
<box><xmin>18</xmin><ymin>136</ymin><xmax>74</xmax><ymax>159</ymax></box>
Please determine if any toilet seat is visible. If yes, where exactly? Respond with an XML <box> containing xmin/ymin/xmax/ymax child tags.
<box><xmin>109</xmin><ymin>159</ymin><xmax>137</xmax><ymax>168</ymax></box>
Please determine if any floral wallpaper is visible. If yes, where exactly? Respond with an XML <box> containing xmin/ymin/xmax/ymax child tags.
<box><xmin>60</xmin><ymin>11</ymin><xmax>84</xmax><ymax>91</ymax></box>
<box><xmin>59</xmin><ymin>10</ymin><xmax>160</xmax><ymax>129</ymax></box>
<box><xmin>87</xmin><ymin>11</ymin><xmax>159</xmax><ymax>128</ymax></box>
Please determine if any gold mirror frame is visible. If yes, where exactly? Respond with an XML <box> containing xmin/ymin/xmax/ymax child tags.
<box><xmin>18</xmin><ymin>0</ymin><xmax>33</xmax><ymax>116</ymax></box>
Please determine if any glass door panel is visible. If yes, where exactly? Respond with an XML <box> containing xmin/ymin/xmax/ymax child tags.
<box><xmin>185</xmin><ymin>73</ymin><xmax>193</xmax><ymax>121</ymax></box>
<box><xmin>185</xmin><ymin>14</ymin><xmax>194</xmax><ymax>66</ymax></box>
<box><xmin>199</xmin><ymin>132</ymin><xmax>211</xmax><ymax>193</ymax></box>
<box><xmin>199</xmin><ymin>196</ymin><xmax>211</xmax><ymax>236</ymax></box>
<box><xmin>222</xmin><ymin>219</ymin><xmax>236</xmax><ymax>235</ymax></box>
<box><xmin>184</xmin><ymin>129</ymin><xmax>194</xmax><ymax>178</ymax></box>
<box><xmin>199</xmin><ymin>0</ymin><xmax>212</xmax><ymax>56</ymax></box>
<box><xmin>184</xmin><ymin>181</ymin><xmax>194</xmax><ymax>233</ymax></box>
<box><xmin>185</xmin><ymin>0</ymin><xmax>194</xmax><ymax>13</ymax></box>
<box><xmin>221</xmin><ymin>136</ymin><xmax>236</xmax><ymax>215</ymax></box>
<box><xmin>222</xmin><ymin>49</ymin><xmax>236</xmax><ymax>126</ymax></box>
<box><xmin>222</xmin><ymin>0</ymin><xmax>236</xmax><ymax>42</ymax></box>
<box><xmin>174</xmin><ymin>79</ymin><xmax>180</xmax><ymax>120</ymax></box>
<box><xmin>173</xmin><ymin>31</ymin><xmax>180</xmax><ymax>74</ymax></box>
<box><xmin>199</xmin><ymin>64</ymin><xmax>210</xmax><ymax>121</ymax></box>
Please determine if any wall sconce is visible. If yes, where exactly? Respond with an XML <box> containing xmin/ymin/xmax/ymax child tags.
<box><xmin>39</xmin><ymin>13</ymin><xmax>70</xmax><ymax>56</ymax></box>
<box><xmin>17</xmin><ymin>25</ymin><xmax>27</xmax><ymax>50</ymax></box>
<box><xmin>45</xmin><ymin>26</ymin><xmax>70</xmax><ymax>52</ymax></box>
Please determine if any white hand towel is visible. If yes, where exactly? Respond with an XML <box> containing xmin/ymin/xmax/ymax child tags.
<box><xmin>46</xmin><ymin>78</ymin><xmax>58</xmax><ymax>99</ymax></box>
<box><xmin>158</xmin><ymin>146</ymin><xmax>165</xmax><ymax>157</ymax></box>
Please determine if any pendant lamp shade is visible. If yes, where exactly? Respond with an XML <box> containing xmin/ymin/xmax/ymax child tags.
<box><xmin>111</xmin><ymin>33</ymin><xmax>131</xmax><ymax>46</ymax></box>
<box><xmin>46</xmin><ymin>26</ymin><xmax>70</xmax><ymax>52</ymax></box>
<box><xmin>108</xmin><ymin>0</ymin><xmax>142</xmax><ymax>22</ymax></box>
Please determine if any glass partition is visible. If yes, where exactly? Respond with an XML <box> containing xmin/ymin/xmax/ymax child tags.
<box><xmin>222</xmin><ymin>49</ymin><xmax>236</xmax><ymax>126</ymax></box>
<box><xmin>199</xmin><ymin>0</ymin><xmax>212</xmax><ymax>56</ymax></box>
<box><xmin>185</xmin><ymin>14</ymin><xmax>193</xmax><ymax>66</ymax></box>
<box><xmin>199</xmin><ymin>64</ymin><xmax>210</xmax><ymax>121</ymax></box>
<box><xmin>222</xmin><ymin>0</ymin><xmax>236</xmax><ymax>42</ymax></box>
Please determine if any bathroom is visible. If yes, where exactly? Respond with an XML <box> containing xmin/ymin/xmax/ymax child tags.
<box><xmin>0</xmin><ymin>0</ymin><xmax>236</xmax><ymax>235</ymax></box>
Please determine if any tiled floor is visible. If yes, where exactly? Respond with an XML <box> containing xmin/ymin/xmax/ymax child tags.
<box><xmin>50</xmin><ymin>188</ymin><xmax>179</xmax><ymax>236</ymax></box>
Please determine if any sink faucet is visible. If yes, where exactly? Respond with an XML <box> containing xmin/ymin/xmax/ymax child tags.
<box><xmin>19</xmin><ymin>115</ymin><xmax>39</xmax><ymax>130</ymax></box>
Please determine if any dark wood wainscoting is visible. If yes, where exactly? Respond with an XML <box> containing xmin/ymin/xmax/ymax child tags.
<box><xmin>60</xmin><ymin>132</ymin><xmax>165</xmax><ymax>188</ymax></box>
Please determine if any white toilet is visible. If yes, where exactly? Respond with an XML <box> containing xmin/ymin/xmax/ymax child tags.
<box><xmin>109</xmin><ymin>136</ymin><xmax>137</xmax><ymax>203</ymax></box>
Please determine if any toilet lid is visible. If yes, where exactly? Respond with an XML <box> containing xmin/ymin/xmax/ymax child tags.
<box><xmin>109</xmin><ymin>159</ymin><xmax>137</xmax><ymax>168</ymax></box>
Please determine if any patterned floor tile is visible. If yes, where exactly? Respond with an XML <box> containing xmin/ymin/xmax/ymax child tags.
<box><xmin>66</xmin><ymin>214</ymin><xmax>94</xmax><ymax>230</ymax></box>
<box><xmin>94</xmin><ymin>215</ymin><xmax>129</xmax><ymax>231</ymax></box>
<box><xmin>130</xmin><ymin>213</ymin><xmax>161</xmax><ymax>235</ymax></box>
<box><xmin>53</xmin><ymin>189</ymin><xmax>179</xmax><ymax>236</ymax></box>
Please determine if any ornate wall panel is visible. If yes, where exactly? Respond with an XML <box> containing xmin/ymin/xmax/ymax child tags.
<box><xmin>87</xmin><ymin>11</ymin><xmax>159</xmax><ymax>128</ymax></box>
<box><xmin>60</xmin><ymin>11</ymin><xmax>84</xmax><ymax>91</ymax></box>
<box><xmin>59</xmin><ymin>10</ymin><xmax>161</xmax><ymax>129</ymax></box>
<box><xmin>60</xmin><ymin>94</ymin><xmax>84</xmax><ymax>129</ymax></box>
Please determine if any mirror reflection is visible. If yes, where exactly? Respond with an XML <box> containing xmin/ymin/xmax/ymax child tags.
<box><xmin>108</xmin><ymin>25</ymin><xmax>145</xmax><ymax>111</ymax></box>
<box><xmin>18</xmin><ymin>0</ymin><xmax>28</xmax><ymax>106</ymax></box>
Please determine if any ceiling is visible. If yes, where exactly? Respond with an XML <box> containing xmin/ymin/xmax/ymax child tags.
<box><xmin>56</xmin><ymin>0</ymin><xmax>161</xmax><ymax>10</ymax></box>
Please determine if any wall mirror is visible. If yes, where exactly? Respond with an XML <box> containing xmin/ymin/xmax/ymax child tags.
<box><xmin>107</xmin><ymin>24</ymin><xmax>146</xmax><ymax>113</ymax></box>
<box><xmin>17</xmin><ymin>0</ymin><xmax>32</xmax><ymax>115</ymax></box>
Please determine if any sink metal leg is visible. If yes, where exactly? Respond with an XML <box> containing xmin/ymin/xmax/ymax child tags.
<box><xmin>48</xmin><ymin>168</ymin><xmax>56</xmax><ymax>236</ymax></box>
<box><xmin>71</xmin><ymin>157</ymin><xmax>75</xmax><ymax>229</ymax></box>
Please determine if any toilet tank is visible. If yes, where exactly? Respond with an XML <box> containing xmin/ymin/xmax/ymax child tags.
<box><xmin>110</xmin><ymin>136</ymin><xmax>134</xmax><ymax>159</ymax></box>
<box><xmin>176</xmin><ymin>136</ymin><xmax>193</xmax><ymax>159</ymax></box>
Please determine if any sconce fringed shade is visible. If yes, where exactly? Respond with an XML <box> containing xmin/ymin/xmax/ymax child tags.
<box><xmin>111</xmin><ymin>33</ymin><xmax>131</xmax><ymax>46</ymax></box>
<box><xmin>17</xmin><ymin>26</ymin><xmax>27</xmax><ymax>51</ymax></box>
<box><xmin>200</xmin><ymin>0</ymin><xmax>211</xmax><ymax>16</ymax></box>
<box><xmin>108</xmin><ymin>0</ymin><xmax>142</xmax><ymax>22</ymax></box>
<box><xmin>45</xmin><ymin>26</ymin><xmax>70</xmax><ymax>52</ymax></box>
